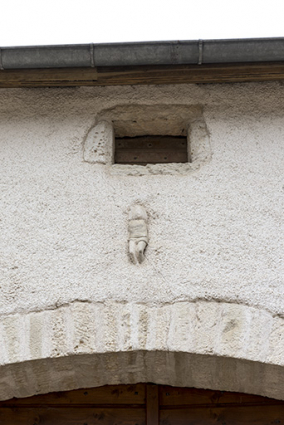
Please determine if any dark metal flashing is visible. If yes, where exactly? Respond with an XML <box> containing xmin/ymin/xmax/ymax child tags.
<box><xmin>1</xmin><ymin>38</ymin><xmax>284</xmax><ymax>87</ymax></box>
<box><xmin>1</xmin><ymin>38</ymin><xmax>284</xmax><ymax>69</ymax></box>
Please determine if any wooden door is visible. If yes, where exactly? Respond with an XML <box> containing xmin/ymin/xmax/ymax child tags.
<box><xmin>0</xmin><ymin>383</ymin><xmax>284</xmax><ymax>424</ymax></box>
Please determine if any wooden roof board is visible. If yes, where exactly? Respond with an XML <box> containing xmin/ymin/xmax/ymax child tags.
<box><xmin>1</xmin><ymin>62</ymin><xmax>284</xmax><ymax>87</ymax></box>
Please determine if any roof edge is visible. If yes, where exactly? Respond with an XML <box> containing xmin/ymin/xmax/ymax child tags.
<box><xmin>1</xmin><ymin>38</ymin><xmax>284</xmax><ymax>69</ymax></box>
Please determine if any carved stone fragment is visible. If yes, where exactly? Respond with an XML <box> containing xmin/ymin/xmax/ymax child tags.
<box><xmin>84</xmin><ymin>121</ymin><xmax>114</xmax><ymax>164</ymax></box>
<box><xmin>128</xmin><ymin>205</ymin><xmax>148</xmax><ymax>264</ymax></box>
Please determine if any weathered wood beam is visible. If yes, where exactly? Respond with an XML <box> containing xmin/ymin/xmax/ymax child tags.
<box><xmin>1</xmin><ymin>62</ymin><xmax>284</xmax><ymax>87</ymax></box>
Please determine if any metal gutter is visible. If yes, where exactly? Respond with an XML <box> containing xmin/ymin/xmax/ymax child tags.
<box><xmin>1</xmin><ymin>38</ymin><xmax>284</xmax><ymax>69</ymax></box>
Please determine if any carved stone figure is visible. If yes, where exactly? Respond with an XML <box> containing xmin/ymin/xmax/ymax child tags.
<box><xmin>128</xmin><ymin>205</ymin><xmax>148</xmax><ymax>264</ymax></box>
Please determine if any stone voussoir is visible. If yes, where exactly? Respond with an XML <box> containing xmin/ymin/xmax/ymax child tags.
<box><xmin>0</xmin><ymin>300</ymin><xmax>283</xmax><ymax>401</ymax></box>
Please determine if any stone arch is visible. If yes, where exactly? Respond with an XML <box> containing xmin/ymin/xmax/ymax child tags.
<box><xmin>1</xmin><ymin>300</ymin><xmax>284</xmax><ymax>401</ymax></box>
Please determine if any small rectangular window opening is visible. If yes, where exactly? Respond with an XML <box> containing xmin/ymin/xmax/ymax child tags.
<box><xmin>115</xmin><ymin>135</ymin><xmax>188</xmax><ymax>165</ymax></box>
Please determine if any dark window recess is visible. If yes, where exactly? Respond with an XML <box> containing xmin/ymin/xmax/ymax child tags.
<box><xmin>115</xmin><ymin>136</ymin><xmax>188</xmax><ymax>165</ymax></box>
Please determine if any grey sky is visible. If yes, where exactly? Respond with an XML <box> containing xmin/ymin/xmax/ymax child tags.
<box><xmin>1</xmin><ymin>0</ymin><xmax>283</xmax><ymax>47</ymax></box>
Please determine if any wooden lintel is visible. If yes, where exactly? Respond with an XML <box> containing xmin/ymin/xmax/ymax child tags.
<box><xmin>1</xmin><ymin>62</ymin><xmax>284</xmax><ymax>87</ymax></box>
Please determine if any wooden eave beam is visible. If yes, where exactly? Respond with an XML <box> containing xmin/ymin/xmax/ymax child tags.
<box><xmin>1</xmin><ymin>62</ymin><xmax>284</xmax><ymax>87</ymax></box>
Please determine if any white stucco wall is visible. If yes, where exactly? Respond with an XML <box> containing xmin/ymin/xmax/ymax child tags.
<box><xmin>0</xmin><ymin>82</ymin><xmax>283</xmax><ymax>400</ymax></box>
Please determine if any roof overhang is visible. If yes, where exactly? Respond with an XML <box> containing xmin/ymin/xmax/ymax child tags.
<box><xmin>1</xmin><ymin>38</ymin><xmax>284</xmax><ymax>87</ymax></box>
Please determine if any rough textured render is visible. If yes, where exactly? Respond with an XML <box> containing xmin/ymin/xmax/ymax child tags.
<box><xmin>0</xmin><ymin>82</ymin><xmax>283</xmax><ymax>401</ymax></box>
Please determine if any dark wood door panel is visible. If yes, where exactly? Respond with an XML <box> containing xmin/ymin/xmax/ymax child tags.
<box><xmin>159</xmin><ymin>386</ymin><xmax>284</xmax><ymax>407</ymax></box>
<box><xmin>2</xmin><ymin>384</ymin><xmax>145</xmax><ymax>407</ymax></box>
<box><xmin>1</xmin><ymin>384</ymin><xmax>284</xmax><ymax>425</ymax></box>
<box><xmin>0</xmin><ymin>407</ymin><xmax>146</xmax><ymax>425</ymax></box>
<box><xmin>160</xmin><ymin>405</ymin><xmax>284</xmax><ymax>425</ymax></box>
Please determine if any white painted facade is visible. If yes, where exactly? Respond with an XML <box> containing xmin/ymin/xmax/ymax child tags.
<box><xmin>0</xmin><ymin>82</ymin><xmax>283</xmax><ymax>400</ymax></box>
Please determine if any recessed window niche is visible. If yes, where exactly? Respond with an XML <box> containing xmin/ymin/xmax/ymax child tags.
<box><xmin>83</xmin><ymin>105</ymin><xmax>211</xmax><ymax>175</ymax></box>
<box><xmin>115</xmin><ymin>135</ymin><xmax>188</xmax><ymax>165</ymax></box>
